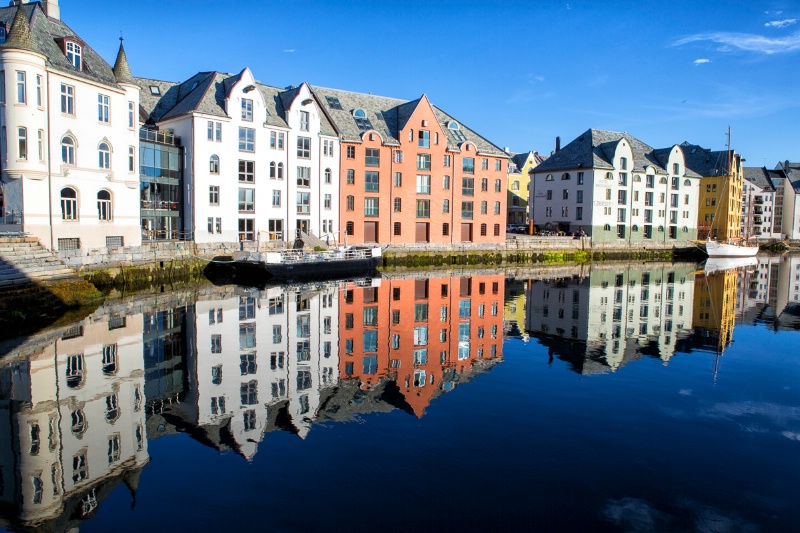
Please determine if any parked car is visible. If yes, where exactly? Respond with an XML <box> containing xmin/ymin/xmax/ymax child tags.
<box><xmin>507</xmin><ymin>224</ymin><xmax>528</xmax><ymax>234</ymax></box>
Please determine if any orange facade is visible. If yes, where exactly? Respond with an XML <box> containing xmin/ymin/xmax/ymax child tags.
<box><xmin>339</xmin><ymin>274</ymin><xmax>505</xmax><ymax>417</ymax></box>
<box><xmin>340</xmin><ymin>97</ymin><xmax>507</xmax><ymax>245</ymax></box>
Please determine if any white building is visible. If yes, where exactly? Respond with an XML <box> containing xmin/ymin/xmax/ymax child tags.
<box><xmin>0</xmin><ymin>1</ymin><xmax>141</xmax><ymax>251</ymax></box>
<box><xmin>525</xmin><ymin>263</ymin><xmax>696</xmax><ymax>372</ymax></box>
<box><xmin>137</xmin><ymin>72</ymin><xmax>340</xmax><ymax>245</ymax></box>
<box><xmin>774</xmin><ymin>161</ymin><xmax>800</xmax><ymax>240</ymax></box>
<box><xmin>0</xmin><ymin>307</ymin><xmax>148</xmax><ymax>527</ymax></box>
<box><xmin>529</xmin><ymin>129</ymin><xmax>701</xmax><ymax>243</ymax></box>
<box><xmin>741</xmin><ymin>167</ymin><xmax>780</xmax><ymax>239</ymax></box>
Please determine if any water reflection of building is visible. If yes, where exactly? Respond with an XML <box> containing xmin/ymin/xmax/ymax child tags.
<box><xmin>692</xmin><ymin>266</ymin><xmax>738</xmax><ymax>351</ymax></box>
<box><xmin>504</xmin><ymin>279</ymin><xmax>529</xmax><ymax>340</ymax></box>
<box><xmin>737</xmin><ymin>254</ymin><xmax>800</xmax><ymax>331</ymax></box>
<box><xmin>525</xmin><ymin>263</ymin><xmax>697</xmax><ymax>373</ymax></box>
<box><xmin>165</xmin><ymin>282</ymin><xmax>341</xmax><ymax>459</ymax></box>
<box><xmin>339</xmin><ymin>274</ymin><xmax>505</xmax><ymax>417</ymax></box>
<box><xmin>0</xmin><ymin>307</ymin><xmax>148</xmax><ymax>531</ymax></box>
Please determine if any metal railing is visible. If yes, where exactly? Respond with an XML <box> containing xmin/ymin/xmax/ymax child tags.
<box><xmin>141</xmin><ymin>229</ymin><xmax>194</xmax><ymax>241</ymax></box>
<box><xmin>0</xmin><ymin>210</ymin><xmax>23</xmax><ymax>225</ymax></box>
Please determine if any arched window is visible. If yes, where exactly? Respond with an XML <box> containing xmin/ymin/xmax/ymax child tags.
<box><xmin>632</xmin><ymin>225</ymin><xmax>639</xmax><ymax>232</ymax></box>
<box><xmin>633</xmin><ymin>174</ymin><xmax>642</xmax><ymax>182</ymax></box>
<box><xmin>66</xmin><ymin>354</ymin><xmax>84</xmax><ymax>389</ymax></box>
<box><xmin>658</xmin><ymin>225</ymin><xmax>664</xmax><ymax>232</ymax></box>
<box><xmin>606</xmin><ymin>172</ymin><xmax>614</xmax><ymax>180</ymax></box>
<box><xmin>209</xmin><ymin>154</ymin><xmax>219</xmax><ymax>174</ymax></box>
<box><xmin>269</xmin><ymin>161</ymin><xmax>276</xmax><ymax>178</ymax></box>
<box><xmin>545</xmin><ymin>174</ymin><xmax>554</xmax><ymax>181</ymax></box>
<box><xmin>324</xmin><ymin>168</ymin><xmax>332</xmax><ymax>184</ymax></box>
<box><xmin>105</xmin><ymin>394</ymin><xmax>120</xmax><ymax>424</ymax></box>
<box><xmin>61</xmin><ymin>136</ymin><xmax>75</xmax><ymax>165</ymax></box>
<box><xmin>659</xmin><ymin>177</ymin><xmax>668</xmax><ymax>184</ymax></box>
<box><xmin>683</xmin><ymin>179</ymin><xmax>691</xmax><ymax>186</ymax></box>
<box><xmin>61</xmin><ymin>187</ymin><xmax>77</xmax><ymax>220</ymax></box>
<box><xmin>683</xmin><ymin>226</ymin><xmax>689</xmax><ymax>232</ymax></box>
<box><xmin>512</xmin><ymin>181</ymin><xmax>519</xmax><ymax>191</ymax></box>
<box><xmin>71</xmin><ymin>409</ymin><xmax>86</xmax><ymax>437</ymax></box>
<box><xmin>97</xmin><ymin>190</ymin><xmax>112</xmax><ymax>220</ymax></box>
<box><xmin>98</xmin><ymin>142</ymin><xmax>110</xmax><ymax>169</ymax></box>
<box><xmin>561</xmin><ymin>172</ymin><xmax>570</xmax><ymax>180</ymax></box>
<box><xmin>277</xmin><ymin>162</ymin><xmax>284</xmax><ymax>179</ymax></box>
<box><xmin>603</xmin><ymin>224</ymin><xmax>611</xmax><ymax>231</ymax></box>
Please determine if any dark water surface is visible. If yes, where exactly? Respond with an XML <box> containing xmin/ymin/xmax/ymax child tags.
<box><xmin>1</xmin><ymin>256</ymin><xmax>799</xmax><ymax>532</ymax></box>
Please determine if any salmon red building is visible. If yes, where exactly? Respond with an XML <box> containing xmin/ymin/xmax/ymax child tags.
<box><xmin>311</xmin><ymin>88</ymin><xmax>509</xmax><ymax>245</ymax></box>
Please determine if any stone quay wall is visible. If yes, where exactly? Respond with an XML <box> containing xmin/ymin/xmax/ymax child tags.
<box><xmin>55</xmin><ymin>236</ymin><xmax>700</xmax><ymax>272</ymax></box>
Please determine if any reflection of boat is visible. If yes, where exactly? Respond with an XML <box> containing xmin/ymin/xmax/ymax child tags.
<box><xmin>231</xmin><ymin>246</ymin><xmax>382</xmax><ymax>282</ymax></box>
<box><xmin>704</xmin><ymin>256</ymin><xmax>758</xmax><ymax>275</ymax></box>
<box><xmin>704</xmin><ymin>238</ymin><xmax>759</xmax><ymax>258</ymax></box>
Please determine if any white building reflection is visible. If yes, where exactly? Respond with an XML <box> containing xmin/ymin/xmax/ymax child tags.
<box><xmin>525</xmin><ymin>262</ymin><xmax>697</xmax><ymax>373</ymax></box>
<box><xmin>737</xmin><ymin>254</ymin><xmax>800</xmax><ymax>330</ymax></box>
<box><xmin>0</xmin><ymin>306</ymin><xmax>148</xmax><ymax>530</ymax></box>
<box><xmin>174</xmin><ymin>281</ymin><xmax>342</xmax><ymax>459</ymax></box>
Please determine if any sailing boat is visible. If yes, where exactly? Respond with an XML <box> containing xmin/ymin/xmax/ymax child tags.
<box><xmin>702</xmin><ymin>127</ymin><xmax>758</xmax><ymax>258</ymax></box>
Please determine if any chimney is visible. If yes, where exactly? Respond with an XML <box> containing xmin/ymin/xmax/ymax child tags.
<box><xmin>43</xmin><ymin>0</ymin><xmax>60</xmax><ymax>20</ymax></box>
<box><xmin>555</xmin><ymin>136</ymin><xmax>561</xmax><ymax>152</ymax></box>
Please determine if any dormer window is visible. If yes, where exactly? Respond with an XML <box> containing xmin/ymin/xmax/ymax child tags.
<box><xmin>448</xmin><ymin>121</ymin><xmax>467</xmax><ymax>142</ymax></box>
<box><xmin>66</xmin><ymin>41</ymin><xmax>81</xmax><ymax>69</ymax></box>
<box><xmin>352</xmin><ymin>109</ymin><xmax>373</xmax><ymax>132</ymax></box>
<box><xmin>0</xmin><ymin>26</ymin><xmax>6</xmax><ymax>45</ymax></box>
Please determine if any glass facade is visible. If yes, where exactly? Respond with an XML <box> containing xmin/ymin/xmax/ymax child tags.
<box><xmin>140</xmin><ymin>128</ymin><xmax>185</xmax><ymax>240</ymax></box>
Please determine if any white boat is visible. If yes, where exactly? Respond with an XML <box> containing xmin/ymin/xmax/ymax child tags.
<box><xmin>704</xmin><ymin>256</ymin><xmax>758</xmax><ymax>275</ymax></box>
<box><xmin>704</xmin><ymin>238</ymin><xmax>759</xmax><ymax>258</ymax></box>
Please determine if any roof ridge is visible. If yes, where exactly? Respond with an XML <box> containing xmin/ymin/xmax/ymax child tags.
<box><xmin>310</xmin><ymin>84</ymin><xmax>408</xmax><ymax>102</ymax></box>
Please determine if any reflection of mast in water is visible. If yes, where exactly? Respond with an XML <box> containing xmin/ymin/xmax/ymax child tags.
<box><xmin>694</xmin><ymin>258</ymin><xmax>751</xmax><ymax>380</ymax></box>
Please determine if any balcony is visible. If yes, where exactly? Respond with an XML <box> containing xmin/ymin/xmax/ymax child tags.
<box><xmin>140</xmin><ymin>128</ymin><xmax>180</xmax><ymax>146</ymax></box>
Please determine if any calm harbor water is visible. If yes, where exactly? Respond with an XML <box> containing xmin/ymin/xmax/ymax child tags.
<box><xmin>1</xmin><ymin>255</ymin><xmax>799</xmax><ymax>532</ymax></box>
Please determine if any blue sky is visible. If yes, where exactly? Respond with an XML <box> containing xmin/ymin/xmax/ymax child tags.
<box><xmin>70</xmin><ymin>0</ymin><xmax>798</xmax><ymax>166</ymax></box>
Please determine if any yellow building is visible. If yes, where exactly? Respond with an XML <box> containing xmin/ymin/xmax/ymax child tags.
<box><xmin>692</xmin><ymin>268</ymin><xmax>738</xmax><ymax>352</ymax></box>
<box><xmin>683</xmin><ymin>143</ymin><xmax>744</xmax><ymax>240</ymax></box>
<box><xmin>507</xmin><ymin>151</ymin><xmax>546</xmax><ymax>225</ymax></box>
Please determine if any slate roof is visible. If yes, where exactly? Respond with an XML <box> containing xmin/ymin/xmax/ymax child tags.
<box><xmin>681</xmin><ymin>142</ymin><xmax>735</xmax><ymax>177</ymax></box>
<box><xmin>310</xmin><ymin>85</ymin><xmax>507</xmax><ymax>156</ymax></box>
<box><xmin>111</xmin><ymin>40</ymin><xmax>133</xmax><ymax>84</ymax></box>
<box><xmin>0</xmin><ymin>3</ymin><xmax>122</xmax><ymax>90</ymax></box>
<box><xmin>778</xmin><ymin>161</ymin><xmax>800</xmax><ymax>193</ymax></box>
<box><xmin>743</xmin><ymin>167</ymin><xmax>777</xmax><ymax>192</ymax></box>
<box><xmin>137</xmin><ymin>73</ymin><xmax>336</xmax><ymax>135</ymax></box>
<box><xmin>533</xmin><ymin>129</ymin><xmax>698</xmax><ymax>176</ymax></box>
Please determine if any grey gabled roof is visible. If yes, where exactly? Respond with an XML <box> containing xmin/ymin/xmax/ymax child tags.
<box><xmin>533</xmin><ymin>129</ymin><xmax>690</xmax><ymax>175</ymax></box>
<box><xmin>778</xmin><ymin>161</ymin><xmax>800</xmax><ymax>193</ymax></box>
<box><xmin>136</xmin><ymin>73</ymin><xmax>335</xmax><ymax>135</ymax></box>
<box><xmin>681</xmin><ymin>142</ymin><xmax>735</xmax><ymax>177</ymax></box>
<box><xmin>310</xmin><ymin>85</ymin><xmax>507</xmax><ymax>156</ymax></box>
<box><xmin>743</xmin><ymin>167</ymin><xmax>777</xmax><ymax>192</ymax></box>
<box><xmin>0</xmin><ymin>3</ymin><xmax>122</xmax><ymax>90</ymax></box>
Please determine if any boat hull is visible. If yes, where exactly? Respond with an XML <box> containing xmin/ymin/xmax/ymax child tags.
<box><xmin>704</xmin><ymin>240</ymin><xmax>759</xmax><ymax>258</ymax></box>
<box><xmin>233</xmin><ymin>256</ymin><xmax>381</xmax><ymax>283</ymax></box>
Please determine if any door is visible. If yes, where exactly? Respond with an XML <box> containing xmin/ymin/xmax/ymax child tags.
<box><xmin>296</xmin><ymin>219</ymin><xmax>309</xmax><ymax>237</ymax></box>
<box><xmin>364</xmin><ymin>221</ymin><xmax>378</xmax><ymax>243</ymax></box>
<box><xmin>460</xmin><ymin>223</ymin><xmax>472</xmax><ymax>243</ymax></box>
<box><xmin>415</xmin><ymin>222</ymin><xmax>429</xmax><ymax>243</ymax></box>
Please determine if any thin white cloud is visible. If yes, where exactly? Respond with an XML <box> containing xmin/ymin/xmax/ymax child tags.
<box><xmin>765</xmin><ymin>10</ymin><xmax>783</xmax><ymax>15</ymax></box>
<box><xmin>693</xmin><ymin>58</ymin><xmax>711</xmax><ymax>65</ymax></box>
<box><xmin>283</xmin><ymin>49</ymin><xmax>295</xmax><ymax>53</ymax></box>
<box><xmin>765</xmin><ymin>19</ymin><xmax>797</xmax><ymax>28</ymax></box>
<box><xmin>673</xmin><ymin>30</ymin><xmax>800</xmax><ymax>54</ymax></box>
<box><xmin>535</xmin><ymin>75</ymin><xmax>545</xmax><ymax>82</ymax></box>
<box><xmin>679</xmin><ymin>389</ymin><xmax>692</xmax><ymax>395</ymax></box>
